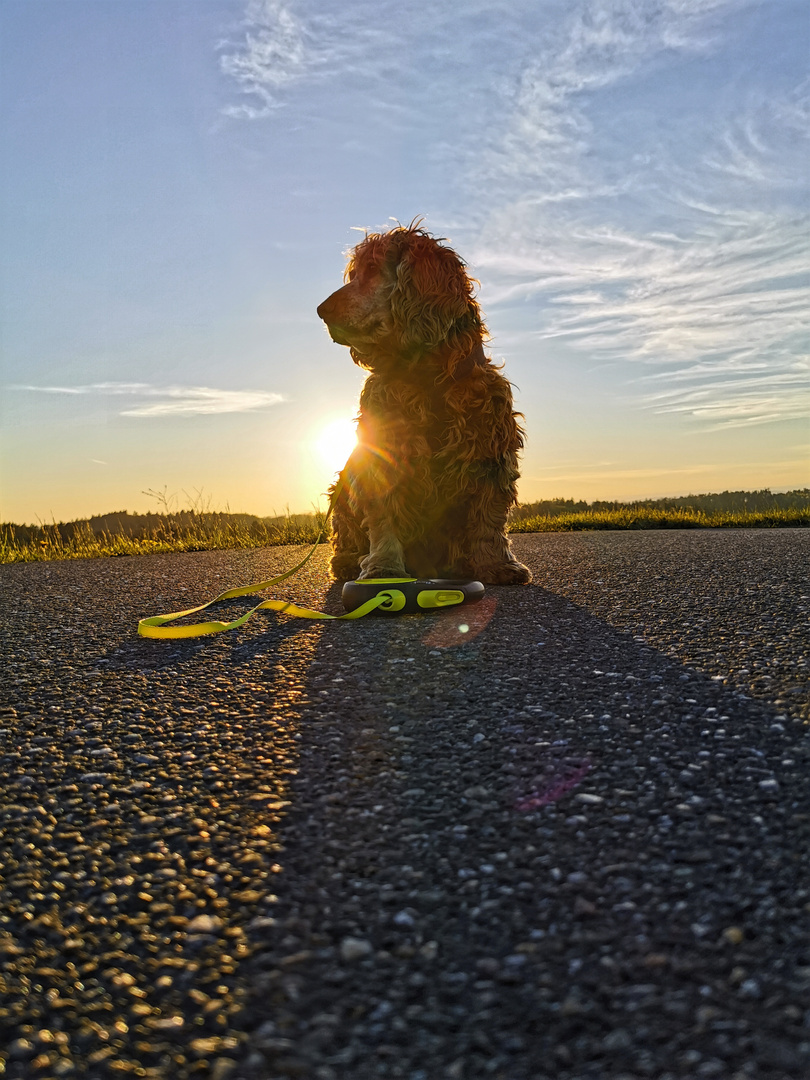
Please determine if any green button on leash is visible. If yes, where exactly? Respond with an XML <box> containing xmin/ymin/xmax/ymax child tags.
<box><xmin>137</xmin><ymin>476</ymin><xmax>484</xmax><ymax>640</ymax></box>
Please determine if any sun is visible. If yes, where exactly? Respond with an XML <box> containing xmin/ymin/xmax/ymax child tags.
<box><xmin>315</xmin><ymin>417</ymin><xmax>358</xmax><ymax>475</ymax></box>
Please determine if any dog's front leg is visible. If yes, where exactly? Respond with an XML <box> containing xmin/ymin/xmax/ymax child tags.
<box><xmin>329</xmin><ymin>464</ymin><xmax>369</xmax><ymax>581</ymax></box>
<box><xmin>358</xmin><ymin>518</ymin><xmax>408</xmax><ymax>579</ymax></box>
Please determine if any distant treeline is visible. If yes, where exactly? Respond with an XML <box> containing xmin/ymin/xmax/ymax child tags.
<box><xmin>3</xmin><ymin>489</ymin><xmax>808</xmax><ymax>548</ymax></box>
<box><xmin>512</xmin><ymin>488</ymin><xmax>810</xmax><ymax>520</ymax></box>
<box><xmin>1</xmin><ymin>509</ymin><xmax>316</xmax><ymax>546</ymax></box>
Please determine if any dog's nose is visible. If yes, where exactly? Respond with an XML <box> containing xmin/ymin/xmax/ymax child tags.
<box><xmin>317</xmin><ymin>296</ymin><xmax>340</xmax><ymax>325</ymax></box>
<box><xmin>317</xmin><ymin>288</ymin><xmax>340</xmax><ymax>323</ymax></box>
<box><xmin>318</xmin><ymin>282</ymin><xmax>354</xmax><ymax>324</ymax></box>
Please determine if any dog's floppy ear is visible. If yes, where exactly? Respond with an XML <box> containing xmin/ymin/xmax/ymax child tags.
<box><xmin>389</xmin><ymin>233</ymin><xmax>480</xmax><ymax>355</ymax></box>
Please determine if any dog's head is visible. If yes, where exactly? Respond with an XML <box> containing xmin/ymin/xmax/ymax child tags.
<box><xmin>317</xmin><ymin>222</ymin><xmax>488</xmax><ymax>379</ymax></box>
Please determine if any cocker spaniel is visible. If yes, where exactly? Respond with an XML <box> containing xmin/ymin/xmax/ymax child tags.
<box><xmin>317</xmin><ymin>221</ymin><xmax>532</xmax><ymax>586</ymax></box>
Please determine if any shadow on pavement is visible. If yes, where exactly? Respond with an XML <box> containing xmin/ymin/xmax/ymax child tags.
<box><xmin>231</xmin><ymin>583</ymin><xmax>809</xmax><ymax>1080</ymax></box>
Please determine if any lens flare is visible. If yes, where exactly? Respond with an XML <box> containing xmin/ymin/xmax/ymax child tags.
<box><xmin>315</xmin><ymin>418</ymin><xmax>357</xmax><ymax>474</ymax></box>
<box><xmin>422</xmin><ymin>596</ymin><xmax>497</xmax><ymax>649</ymax></box>
<box><xmin>514</xmin><ymin>759</ymin><xmax>592</xmax><ymax>812</ymax></box>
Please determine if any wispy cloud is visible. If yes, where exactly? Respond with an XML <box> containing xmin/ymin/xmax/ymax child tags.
<box><xmin>219</xmin><ymin>0</ymin><xmax>312</xmax><ymax>117</ymax></box>
<box><xmin>641</xmin><ymin>364</ymin><xmax>810</xmax><ymax>429</ymax></box>
<box><xmin>472</xmin><ymin>0</ymin><xmax>740</xmax><ymax>200</ymax></box>
<box><xmin>477</xmin><ymin>195</ymin><xmax>808</xmax><ymax>429</ymax></box>
<box><xmin>468</xmin><ymin>0</ymin><xmax>809</xmax><ymax>429</ymax></box>
<box><xmin>15</xmin><ymin>383</ymin><xmax>285</xmax><ymax>417</ymax></box>
<box><xmin>218</xmin><ymin>0</ymin><xmax>391</xmax><ymax>118</ymax></box>
<box><xmin>703</xmin><ymin>80</ymin><xmax>810</xmax><ymax>189</ymax></box>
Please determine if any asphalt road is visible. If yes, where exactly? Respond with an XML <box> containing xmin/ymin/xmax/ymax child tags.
<box><xmin>1</xmin><ymin>529</ymin><xmax>808</xmax><ymax>1080</ymax></box>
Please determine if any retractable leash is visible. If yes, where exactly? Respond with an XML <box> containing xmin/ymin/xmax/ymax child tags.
<box><xmin>137</xmin><ymin>477</ymin><xmax>484</xmax><ymax>640</ymax></box>
<box><xmin>342</xmin><ymin>577</ymin><xmax>484</xmax><ymax>614</ymax></box>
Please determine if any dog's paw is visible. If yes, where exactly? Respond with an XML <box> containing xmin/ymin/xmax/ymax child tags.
<box><xmin>330</xmin><ymin>554</ymin><xmax>363</xmax><ymax>581</ymax></box>
<box><xmin>479</xmin><ymin>561</ymin><xmax>532</xmax><ymax>585</ymax></box>
<box><xmin>357</xmin><ymin>565</ymin><xmax>409</xmax><ymax>581</ymax></box>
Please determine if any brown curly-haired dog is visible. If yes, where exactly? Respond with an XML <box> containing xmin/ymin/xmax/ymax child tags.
<box><xmin>317</xmin><ymin>221</ymin><xmax>531</xmax><ymax>585</ymax></box>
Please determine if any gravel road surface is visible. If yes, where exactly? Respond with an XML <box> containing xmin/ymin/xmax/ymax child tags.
<box><xmin>1</xmin><ymin>529</ymin><xmax>808</xmax><ymax>1080</ymax></box>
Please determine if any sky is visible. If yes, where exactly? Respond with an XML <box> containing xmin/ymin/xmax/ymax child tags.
<box><xmin>1</xmin><ymin>0</ymin><xmax>808</xmax><ymax>524</ymax></box>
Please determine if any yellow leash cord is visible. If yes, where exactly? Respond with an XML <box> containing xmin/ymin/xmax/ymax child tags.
<box><xmin>137</xmin><ymin>590</ymin><xmax>398</xmax><ymax>639</ymax></box>
<box><xmin>137</xmin><ymin>475</ymin><xmax>368</xmax><ymax>640</ymax></box>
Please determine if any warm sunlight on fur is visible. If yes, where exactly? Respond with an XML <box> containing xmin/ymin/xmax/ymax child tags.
<box><xmin>315</xmin><ymin>417</ymin><xmax>358</xmax><ymax>476</ymax></box>
<box><xmin>317</xmin><ymin>221</ymin><xmax>532</xmax><ymax>585</ymax></box>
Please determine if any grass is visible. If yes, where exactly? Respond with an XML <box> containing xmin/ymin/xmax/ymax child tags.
<box><xmin>2</xmin><ymin>502</ymin><xmax>807</xmax><ymax>565</ymax></box>
<box><xmin>0</xmin><ymin>512</ymin><xmax>326</xmax><ymax>565</ymax></box>
<box><xmin>509</xmin><ymin>506</ymin><xmax>810</xmax><ymax>533</ymax></box>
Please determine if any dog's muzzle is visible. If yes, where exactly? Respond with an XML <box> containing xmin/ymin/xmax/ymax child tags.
<box><xmin>321</xmin><ymin>322</ymin><xmax>351</xmax><ymax>346</ymax></box>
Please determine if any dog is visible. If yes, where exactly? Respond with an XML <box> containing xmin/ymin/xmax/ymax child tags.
<box><xmin>316</xmin><ymin>221</ymin><xmax>532</xmax><ymax>586</ymax></box>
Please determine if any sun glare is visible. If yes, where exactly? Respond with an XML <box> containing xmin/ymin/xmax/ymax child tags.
<box><xmin>315</xmin><ymin>417</ymin><xmax>358</xmax><ymax>475</ymax></box>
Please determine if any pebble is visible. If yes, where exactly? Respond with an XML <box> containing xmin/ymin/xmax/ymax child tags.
<box><xmin>393</xmin><ymin>910</ymin><xmax>416</xmax><ymax>928</ymax></box>
<box><xmin>187</xmin><ymin>914</ymin><xmax>224</xmax><ymax>933</ymax></box>
<box><xmin>339</xmin><ymin>937</ymin><xmax>373</xmax><ymax>962</ymax></box>
<box><xmin>738</xmin><ymin>978</ymin><xmax>763</xmax><ymax>999</ymax></box>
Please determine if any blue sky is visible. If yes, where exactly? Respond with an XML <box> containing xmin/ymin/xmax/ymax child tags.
<box><xmin>1</xmin><ymin>0</ymin><xmax>807</xmax><ymax>523</ymax></box>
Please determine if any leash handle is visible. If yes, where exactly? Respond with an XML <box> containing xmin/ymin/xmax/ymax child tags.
<box><xmin>342</xmin><ymin>578</ymin><xmax>485</xmax><ymax>614</ymax></box>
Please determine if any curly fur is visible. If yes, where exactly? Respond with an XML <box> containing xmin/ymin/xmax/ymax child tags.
<box><xmin>316</xmin><ymin>221</ymin><xmax>532</xmax><ymax>585</ymax></box>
